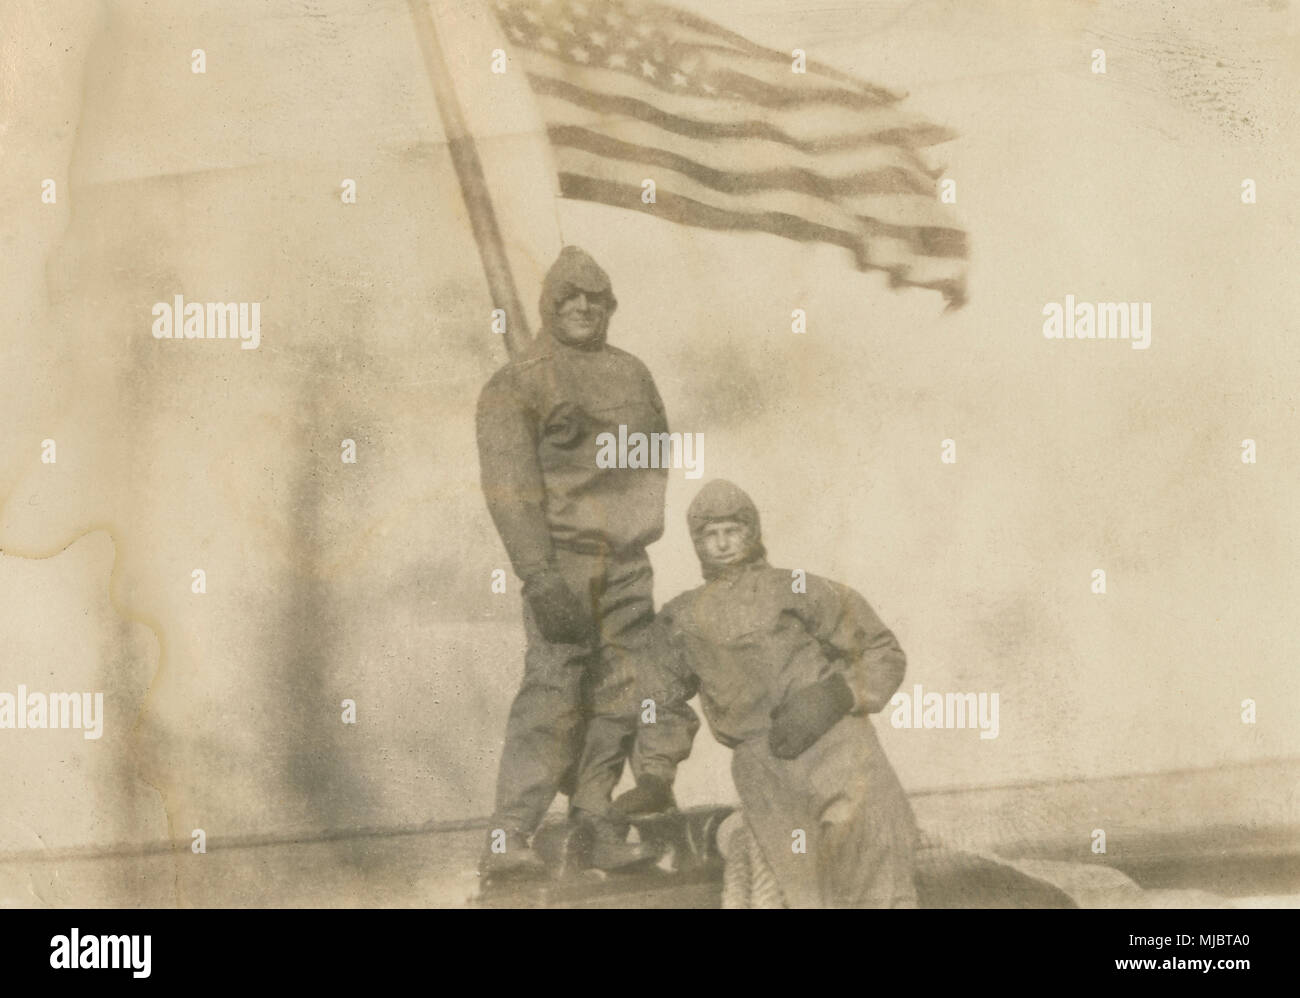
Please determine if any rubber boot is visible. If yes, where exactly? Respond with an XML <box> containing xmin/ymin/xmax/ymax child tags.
<box><xmin>478</xmin><ymin>828</ymin><xmax>547</xmax><ymax>880</ymax></box>
<box><xmin>578</xmin><ymin>812</ymin><xmax>656</xmax><ymax>871</ymax></box>
<box><xmin>611</xmin><ymin>774</ymin><xmax>677</xmax><ymax>821</ymax></box>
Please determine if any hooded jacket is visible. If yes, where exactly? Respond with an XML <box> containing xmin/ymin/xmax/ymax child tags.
<box><xmin>660</xmin><ymin>480</ymin><xmax>907</xmax><ymax>748</ymax></box>
<box><xmin>686</xmin><ymin>478</ymin><xmax>767</xmax><ymax>579</ymax></box>
<box><xmin>661</xmin><ymin>480</ymin><xmax>918</xmax><ymax>907</ymax></box>
<box><xmin>476</xmin><ymin>247</ymin><xmax>669</xmax><ymax>579</ymax></box>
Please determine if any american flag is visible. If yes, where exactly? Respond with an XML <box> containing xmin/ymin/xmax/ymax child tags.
<box><xmin>491</xmin><ymin>0</ymin><xmax>968</xmax><ymax>306</ymax></box>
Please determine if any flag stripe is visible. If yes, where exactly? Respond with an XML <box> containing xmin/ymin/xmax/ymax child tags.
<box><xmin>495</xmin><ymin>0</ymin><xmax>968</xmax><ymax>304</ymax></box>
<box><xmin>555</xmin><ymin>144</ymin><xmax>872</xmax><ymax>237</ymax></box>
<box><xmin>858</xmin><ymin>216</ymin><xmax>968</xmax><ymax>258</ymax></box>
<box><xmin>651</xmin><ymin>41</ymin><xmax>897</xmax><ymax>107</ymax></box>
<box><xmin>635</xmin><ymin>0</ymin><xmax>899</xmax><ymax>100</ymax></box>
<box><xmin>528</xmin><ymin>73</ymin><xmax>956</xmax><ymax>151</ymax></box>
<box><xmin>552</xmin><ymin>142</ymin><xmax>962</xmax><ymax>233</ymax></box>
<box><xmin>558</xmin><ymin>172</ymin><xmax>965</xmax><ymax>301</ymax></box>
<box><xmin>704</xmin><ymin>63</ymin><xmax>890</xmax><ymax>110</ymax></box>
<box><xmin>548</xmin><ymin>122</ymin><xmax>946</xmax><ymax>205</ymax></box>
<box><xmin>540</xmin><ymin>108</ymin><xmax>940</xmax><ymax>191</ymax></box>
<box><xmin>518</xmin><ymin>46</ymin><xmax>888</xmax><ymax>111</ymax></box>
<box><xmin>573</xmin><ymin>0</ymin><xmax>899</xmax><ymax>101</ymax></box>
<box><xmin>553</xmin><ymin>146</ymin><xmax>965</xmax><ymax>264</ymax></box>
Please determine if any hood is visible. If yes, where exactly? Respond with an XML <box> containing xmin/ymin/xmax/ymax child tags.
<box><xmin>539</xmin><ymin>245</ymin><xmax>618</xmax><ymax>349</ymax></box>
<box><xmin>687</xmin><ymin>479</ymin><xmax>768</xmax><ymax>580</ymax></box>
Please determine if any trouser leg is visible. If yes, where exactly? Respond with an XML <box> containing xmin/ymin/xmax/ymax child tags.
<box><xmin>569</xmin><ymin>713</ymin><xmax>636</xmax><ymax>819</ymax></box>
<box><xmin>811</xmin><ymin>717</ymin><xmax>919</xmax><ymax>908</ymax></box>
<box><xmin>731</xmin><ymin>717</ymin><xmax>919</xmax><ymax>908</ymax></box>
<box><xmin>490</xmin><ymin>552</ymin><xmax>596</xmax><ymax>836</ymax></box>
<box><xmin>570</xmin><ymin>549</ymin><xmax>660</xmax><ymax>819</ymax></box>
<box><xmin>630</xmin><ymin>652</ymin><xmax>700</xmax><ymax>786</ymax></box>
<box><xmin>818</xmin><ymin>793</ymin><xmax>918</xmax><ymax>908</ymax></box>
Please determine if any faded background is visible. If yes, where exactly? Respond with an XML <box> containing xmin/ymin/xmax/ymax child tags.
<box><xmin>1</xmin><ymin>0</ymin><xmax>1297</xmax><ymax>905</ymax></box>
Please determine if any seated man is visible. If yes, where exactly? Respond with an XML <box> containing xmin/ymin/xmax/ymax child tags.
<box><xmin>642</xmin><ymin>479</ymin><xmax>918</xmax><ymax>907</ymax></box>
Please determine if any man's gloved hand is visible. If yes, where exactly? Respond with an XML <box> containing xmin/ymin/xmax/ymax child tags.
<box><xmin>522</xmin><ymin>567</ymin><xmax>593</xmax><ymax>645</ymax></box>
<box><xmin>768</xmin><ymin>673</ymin><xmax>854</xmax><ymax>759</ymax></box>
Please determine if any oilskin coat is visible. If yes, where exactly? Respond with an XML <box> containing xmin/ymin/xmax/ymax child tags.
<box><xmin>476</xmin><ymin>245</ymin><xmax>667</xmax><ymax>580</ymax></box>
<box><xmin>657</xmin><ymin>480</ymin><xmax>918</xmax><ymax>907</ymax></box>
<box><xmin>475</xmin><ymin>247</ymin><xmax>696</xmax><ymax>834</ymax></box>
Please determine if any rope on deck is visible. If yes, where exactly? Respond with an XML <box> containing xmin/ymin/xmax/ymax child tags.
<box><xmin>718</xmin><ymin>812</ymin><xmax>784</xmax><ymax>909</ymax></box>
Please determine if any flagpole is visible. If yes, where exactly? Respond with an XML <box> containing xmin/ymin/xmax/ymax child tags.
<box><xmin>408</xmin><ymin>0</ymin><xmax>532</xmax><ymax>360</ymax></box>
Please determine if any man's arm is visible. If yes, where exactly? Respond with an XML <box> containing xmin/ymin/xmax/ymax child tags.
<box><xmin>475</xmin><ymin>366</ymin><xmax>553</xmax><ymax>581</ymax></box>
<box><xmin>796</xmin><ymin>575</ymin><xmax>907</xmax><ymax>715</ymax></box>
<box><xmin>477</xmin><ymin>368</ymin><xmax>593</xmax><ymax>646</ymax></box>
<box><xmin>620</xmin><ymin>604</ymin><xmax>702</xmax><ymax>803</ymax></box>
<box><xmin>656</xmin><ymin>600</ymin><xmax>701</xmax><ymax>700</ymax></box>
<box><xmin>768</xmin><ymin>576</ymin><xmax>907</xmax><ymax>759</ymax></box>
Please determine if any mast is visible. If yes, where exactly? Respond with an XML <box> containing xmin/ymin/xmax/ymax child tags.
<box><xmin>408</xmin><ymin>0</ymin><xmax>532</xmax><ymax>359</ymax></box>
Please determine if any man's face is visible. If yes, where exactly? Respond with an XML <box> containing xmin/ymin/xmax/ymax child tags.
<box><xmin>700</xmin><ymin>520</ymin><xmax>751</xmax><ymax>566</ymax></box>
<box><xmin>555</xmin><ymin>291</ymin><xmax>607</xmax><ymax>343</ymax></box>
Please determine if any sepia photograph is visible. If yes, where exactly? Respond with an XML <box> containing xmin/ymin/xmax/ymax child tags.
<box><xmin>1</xmin><ymin>0</ymin><xmax>1297</xmax><ymax>959</ymax></box>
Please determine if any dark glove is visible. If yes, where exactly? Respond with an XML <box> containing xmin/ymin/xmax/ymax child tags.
<box><xmin>768</xmin><ymin>673</ymin><xmax>854</xmax><ymax>760</ymax></box>
<box><xmin>522</xmin><ymin>567</ymin><xmax>593</xmax><ymax>645</ymax></box>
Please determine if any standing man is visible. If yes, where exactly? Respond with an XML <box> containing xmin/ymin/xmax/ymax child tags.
<box><xmin>475</xmin><ymin>246</ymin><xmax>697</xmax><ymax>878</ymax></box>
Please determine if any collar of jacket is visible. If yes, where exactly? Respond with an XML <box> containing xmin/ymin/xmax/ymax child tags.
<box><xmin>543</xmin><ymin>326</ymin><xmax>607</xmax><ymax>352</ymax></box>
<box><xmin>701</xmin><ymin>552</ymin><xmax>769</xmax><ymax>583</ymax></box>
<box><xmin>525</xmin><ymin>330</ymin><xmax>608</xmax><ymax>359</ymax></box>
